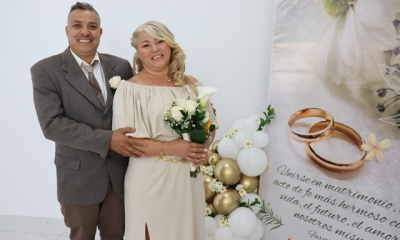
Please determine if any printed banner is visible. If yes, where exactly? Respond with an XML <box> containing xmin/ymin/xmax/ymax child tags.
<box><xmin>260</xmin><ymin>1</ymin><xmax>400</xmax><ymax>240</ymax></box>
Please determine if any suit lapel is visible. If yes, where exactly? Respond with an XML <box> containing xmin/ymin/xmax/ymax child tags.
<box><xmin>99</xmin><ymin>53</ymin><xmax>118</xmax><ymax>114</ymax></box>
<box><xmin>62</xmin><ymin>48</ymin><xmax>104</xmax><ymax>111</ymax></box>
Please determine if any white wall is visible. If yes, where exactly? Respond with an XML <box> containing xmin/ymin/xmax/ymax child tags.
<box><xmin>0</xmin><ymin>0</ymin><xmax>275</xmax><ymax>218</ymax></box>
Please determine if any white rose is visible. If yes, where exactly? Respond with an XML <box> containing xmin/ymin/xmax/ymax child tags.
<box><xmin>171</xmin><ymin>106</ymin><xmax>184</xmax><ymax>122</ymax></box>
<box><xmin>109</xmin><ymin>76</ymin><xmax>122</xmax><ymax>89</ymax></box>
<box><xmin>185</xmin><ymin>100</ymin><xmax>198</xmax><ymax>115</ymax></box>
<box><xmin>175</xmin><ymin>98</ymin><xmax>186</xmax><ymax>109</ymax></box>
<box><xmin>202</xmin><ymin>111</ymin><xmax>210</xmax><ymax>124</ymax></box>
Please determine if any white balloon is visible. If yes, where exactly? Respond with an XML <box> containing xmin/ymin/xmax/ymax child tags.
<box><xmin>231</xmin><ymin>119</ymin><xmax>245</xmax><ymax>129</ymax></box>
<box><xmin>247</xmin><ymin>219</ymin><xmax>264</xmax><ymax>240</ymax></box>
<box><xmin>237</xmin><ymin>148</ymin><xmax>268</xmax><ymax>177</ymax></box>
<box><xmin>214</xmin><ymin>214</ymin><xmax>224</xmax><ymax>221</ymax></box>
<box><xmin>230</xmin><ymin>207</ymin><xmax>258</xmax><ymax>237</ymax></box>
<box><xmin>243</xmin><ymin>118</ymin><xmax>258</xmax><ymax>135</ymax></box>
<box><xmin>214</xmin><ymin>227</ymin><xmax>234</xmax><ymax>240</ymax></box>
<box><xmin>247</xmin><ymin>114</ymin><xmax>259</xmax><ymax>121</ymax></box>
<box><xmin>234</xmin><ymin>131</ymin><xmax>252</xmax><ymax>148</ymax></box>
<box><xmin>252</xmin><ymin>131</ymin><xmax>269</xmax><ymax>148</ymax></box>
<box><xmin>205</xmin><ymin>216</ymin><xmax>218</xmax><ymax>234</ymax></box>
<box><xmin>243</xmin><ymin>193</ymin><xmax>261</xmax><ymax>214</ymax></box>
<box><xmin>218</xmin><ymin>138</ymin><xmax>240</xmax><ymax>160</ymax></box>
<box><xmin>233</xmin><ymin>236</ymin><xmax>248</xmax><ymax>240</ymax></box>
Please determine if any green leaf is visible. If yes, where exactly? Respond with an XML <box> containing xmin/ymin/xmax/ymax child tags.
<box><xmin>257</xmin><ymin>106</ymin><xmax>276</xmax><ymax>131</ymax></box>
<box><xmin>190</xmin><ymin>129</ymin><xmax>207</xmax><ymax>144</ymax></box>
<box><xmin>209</xmin><ymin>125</ymin><xmax>215</xmax><ymax>133</ymax></box>
<box><xmin>174</xmin><ymin>128</ymin><xmax>183</xmax><ymax>136</ymax></box>
<box><xmin>270</xmin><ymin>225</ymin><xmax>281</xmax><ymax>231</ymax></box>
<box><xmin>196</xmin><ymin>121</ymin><xmax>205</xmax><ymax>128</ymax></box>
<box><xmin>193</xmin><ymin>111</ymin><xmax>206</xmax><ymax>121</ymax></box>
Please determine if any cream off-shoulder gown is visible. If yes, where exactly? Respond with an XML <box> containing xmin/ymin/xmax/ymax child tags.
<box><xmin>112</xmin><ymin>80</ymin><xmax>219</xmax><ymax>240</ymax></box>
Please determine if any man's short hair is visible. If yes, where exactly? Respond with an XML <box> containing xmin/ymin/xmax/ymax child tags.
<box><xmin>69</xmin><ymin>2</ymin><xmax>100</xmax><ymax>20</ymax></box>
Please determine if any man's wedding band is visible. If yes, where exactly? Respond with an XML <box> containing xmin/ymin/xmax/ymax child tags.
<box><xmin>305</xmin><ymin>121</ymin><xmax>366</xmax><ymax>171</ymax></box>
<box><xmin>287</xmin><ymin>108</ymin><xmax>335</xmax><ymax>143</ymax></box>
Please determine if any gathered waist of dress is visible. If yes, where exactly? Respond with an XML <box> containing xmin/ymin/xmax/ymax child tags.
<box><xmin>129</xmin><ymin>154</ymin><xmax>189</xmax><ymax>164</ymax></box>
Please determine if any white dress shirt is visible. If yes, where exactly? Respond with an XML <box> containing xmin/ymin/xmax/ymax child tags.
<box><xmin>70</xmin><ymin>49</ymin><xmax>107</xmax><ymax>104</ymax></box>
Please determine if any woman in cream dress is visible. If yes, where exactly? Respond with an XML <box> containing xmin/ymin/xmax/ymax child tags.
<box><xmin>112</xmin><ymin>21</ymin><xmax>218</xmax><ymax>240</ymax></box>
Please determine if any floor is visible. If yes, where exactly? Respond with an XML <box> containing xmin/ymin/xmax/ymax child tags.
<box><xmin>0</xmin><ymin>215</ymin><xmax>100</xmax><ymax>240</ymax></box>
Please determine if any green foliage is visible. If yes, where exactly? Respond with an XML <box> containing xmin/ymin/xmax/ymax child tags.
<box><xmin>239</xmin><ymin>198</ymin><xmax>261</xmax><ymax>212</ymax></box>
<box><xmin>259</xmin><ymin>200</ymin><xmax>284</xmax><ymax>231</ymax></box>
<box><xmin>257</xmin><ymin>105</ymin><xmax>275</xmax><ymax>131</ymax></box>
<box><xmin>190</xmin><ymin>167</ymin><xmax>201</xmax><ymax>178</ymax></box>
<box><xmin>190</xmin><ymin>129</ymin><xmax>207</xmax><ymax>144</ymax></box>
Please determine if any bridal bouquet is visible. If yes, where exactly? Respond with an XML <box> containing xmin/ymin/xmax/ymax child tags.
<box><xmin>162</xmin><ymin>86</ymin><xmax>218</xmax><ymax>178</ymax></box>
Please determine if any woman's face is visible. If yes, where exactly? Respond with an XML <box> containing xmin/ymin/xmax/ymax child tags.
<box><xmin>137</xmin><ymin>31</ymin><xmax>172</xmax><ymax>71</ymax></box>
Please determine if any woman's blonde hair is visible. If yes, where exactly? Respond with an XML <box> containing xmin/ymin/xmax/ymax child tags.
<box><xmin>130</xmin><ymin>21</ymin><xmax>198</xmax><ymax>95</ymax></box>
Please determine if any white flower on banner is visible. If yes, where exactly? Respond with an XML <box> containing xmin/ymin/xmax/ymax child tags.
<box><xmin>275</xmin><ymin>0</ymin><xmax>399</xmax><ymax>84</ymax></box>
<box><xmin>109</xmin><ymin>76</ymin><xmax>122</xmax><ymax>89</ymax></box>
<box><xmin>171</xmin><ymin>106</ymin><xmax>184</xmax><ymax>122</ymax></box>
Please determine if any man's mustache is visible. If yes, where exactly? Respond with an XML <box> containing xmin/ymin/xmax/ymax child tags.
<box><xmin>76</xmin><ymin>36</ymin><xmax>95</xmax><ymax>40</ymax></box>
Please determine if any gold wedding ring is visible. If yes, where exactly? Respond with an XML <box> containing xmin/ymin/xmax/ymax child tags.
<box><xmin>305</xmin><ymin>121</ymin><xmax>366</xmax><ymax>171</ymax></box>
<box><xmin>287</xmin><ymin>108</ymin><xmax>335</xmax><ymax>143</ymax></box>
<box><xmin>287</xmin><ymin>108</ymin><xmax>366</xmax><ymax>172</ymax></box>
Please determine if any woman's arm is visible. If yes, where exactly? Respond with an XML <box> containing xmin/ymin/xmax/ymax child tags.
<box><xmin>129</xmin><ymin>137</ymin><xmax>207</xmax><ymax>164</ymax></box>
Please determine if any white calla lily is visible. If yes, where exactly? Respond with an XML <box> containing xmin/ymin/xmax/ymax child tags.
<box><xmin>197</xmin><ymin>86</ymin><xmax>218</xmax><ymax>108</ymax></box>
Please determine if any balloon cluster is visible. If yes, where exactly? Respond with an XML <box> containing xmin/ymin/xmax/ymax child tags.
<box><xmin>203</xmin><ymin>108</ymin><xmax>275</xmax><ymax>240</ymax></box>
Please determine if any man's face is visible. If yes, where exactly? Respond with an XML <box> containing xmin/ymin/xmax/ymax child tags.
<box><xmin>65</xmin><ymin>9</ymin><xmax>102</xmax><ymax>61</ymax></box>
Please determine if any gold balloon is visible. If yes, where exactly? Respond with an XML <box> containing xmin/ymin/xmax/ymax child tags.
<box><xmin>213</xmin><ymin>189</ymin><xmax>241</xmax><ymax>215</ymax></box>
<box><xmin>206</xmin><ymin>201</ymin><xmax>218</xmax><ymax>216</ymax></box>
<box><xmin>211</xmin><ymin>140</ymin><xmax>220</xmax><ymax>153</ymax></box>
<box><xmin>208</xmin><ymin>153</ymin><xmax>222</xmax><ymax>165</ymax></box>
<box><xmin>214</xmin><ymin>158</ymin><xmax>241</xmax><ymax>186</ymax></box>
<box><xmin>239</xmin><ymin>174</ymin><xmax>259</xmax><ymax>193</ymax></box>
<box><xmin>203</xmin><ymin>174</ymin><xmax>216</xmax><ymax>202</ymax></box>
<box><xmin>202</xmin><ymin>150</ymin><xmax>212</xmax><ymax>166</ymax></box>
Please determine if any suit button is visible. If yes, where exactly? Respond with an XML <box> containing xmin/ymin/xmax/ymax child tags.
<box><xmin>103</xmin><ymin>115</ymin><xmax>110</xmax><ymax>120</ymax></box>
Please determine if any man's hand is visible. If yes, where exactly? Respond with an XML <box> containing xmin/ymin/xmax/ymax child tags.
<box><xmin>110</xmin><ymin>127</ymin><xmax>146</xmax><ymax>158</ymax></box>
<box><xmin>211</xmin><ymin>103</ymin><xmax>216</xmax><ymax>116</ymax></box>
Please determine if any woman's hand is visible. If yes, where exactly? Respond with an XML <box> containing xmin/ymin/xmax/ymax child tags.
<box><xmin>164</xmin><ymin>138</ymin><xmax>207</xmax><ymax>166</ymax></box>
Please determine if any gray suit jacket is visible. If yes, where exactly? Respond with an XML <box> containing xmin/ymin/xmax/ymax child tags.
<box><xmin>31</xmin><ymin>47</ymin><xmax>133</xmax><ymax>206</ymax></box>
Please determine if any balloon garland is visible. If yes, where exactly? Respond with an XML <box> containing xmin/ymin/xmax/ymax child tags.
<box><xmin>203</xmin><ymin>106</ymin><xmax>284</xmax><ymax>240</ymax></box>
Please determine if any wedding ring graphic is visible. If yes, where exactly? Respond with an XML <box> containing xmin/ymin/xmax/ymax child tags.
<box><xmin>287</xmin><ymin>108</ymin><xmax>335</xmax><ymax>143</ymax></box>
<box><xmin>305</xmin><ymin>121</ymin><xmax>366</xmax><ymax>171</ymax></box>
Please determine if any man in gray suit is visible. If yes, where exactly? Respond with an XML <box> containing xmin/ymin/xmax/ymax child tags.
<box><xmin>31</xmin><ymin>2</ymin><xmax>144</xmax><ymax>239</ymax></box>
